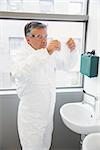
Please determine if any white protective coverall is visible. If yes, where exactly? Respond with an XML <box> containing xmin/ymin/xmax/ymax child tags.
<box><xmin>11</xmin><ymin>40</ymin><xmax>78</xmax><ymax>150</ymax></box>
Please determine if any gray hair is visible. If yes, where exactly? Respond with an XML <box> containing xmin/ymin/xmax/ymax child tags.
<box><xmin>24</xmin><ymin>21</ymin><xmax>47</xmax><ymax>37</ymax></box>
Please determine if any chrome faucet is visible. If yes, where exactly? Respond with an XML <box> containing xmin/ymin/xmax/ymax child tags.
<box><xmin>82</xmin><ymin>90</ymin><xmax>98</xmax><ymax>111</ymax></box>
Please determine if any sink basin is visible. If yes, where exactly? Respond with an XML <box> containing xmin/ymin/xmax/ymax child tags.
<box><xmin>82</xmin><ymin>133</ymin><xmax>100</xmax><ymax>150</ymax></box>
<box><xmin>60</xmin><ymin>102</ymin><xmax>100</xmax><ymax>134</ymax></box>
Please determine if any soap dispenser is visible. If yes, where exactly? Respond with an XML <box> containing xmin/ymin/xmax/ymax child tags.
<box><xmin>80</xmin><ymin>50</ymin><xmax>99</xmax><ymax>78</ymax></box>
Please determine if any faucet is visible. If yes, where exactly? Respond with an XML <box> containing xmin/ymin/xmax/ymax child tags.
<box><xmin>82</xmin><ymin>90</ymin><xmax>98</xmax><ymax>112</ymax></box>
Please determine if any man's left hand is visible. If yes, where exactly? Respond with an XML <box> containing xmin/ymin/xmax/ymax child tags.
<box><xmin>66</xmin><ymin>38</ymin><xmax>76</xmax><ymax>52</ymax></box>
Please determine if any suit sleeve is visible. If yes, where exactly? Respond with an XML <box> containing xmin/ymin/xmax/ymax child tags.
<box><xmin>11</xmin><ymin>49</ymin><xmax>50</xmax><ymax>80</ymax></box>
<box><xmin>54</xmin><ymin>47</ymin><xmax>79</xmax><ymax>71</ymax></box>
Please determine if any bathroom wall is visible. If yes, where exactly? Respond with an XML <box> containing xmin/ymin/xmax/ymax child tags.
<box><xmin>0</xmin><ymin>91</ymin><xmax>82</xmax><ymax>150</ymax></box>
<box><xmin>84</xmin><ymin>0</ymin><xmax>100</xmax><ymax>99</ymax></box>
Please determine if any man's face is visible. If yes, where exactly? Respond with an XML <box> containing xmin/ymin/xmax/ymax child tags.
<box><xmin>26</xmin><ymin>28</ymin><xmax>47</xmax><ymax>50</ymax></box>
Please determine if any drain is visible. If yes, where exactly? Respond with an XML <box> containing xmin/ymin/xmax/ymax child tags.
<box><xmin>91</xmin><ymin>115</ymin><xmax>93</xmax><ymax>118</ymax></box>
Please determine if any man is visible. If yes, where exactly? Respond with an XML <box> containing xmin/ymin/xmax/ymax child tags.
<box><xmin>11</xmin><ymin>21</ymin><xmax>77</xmax><ymax>150</ymax></box>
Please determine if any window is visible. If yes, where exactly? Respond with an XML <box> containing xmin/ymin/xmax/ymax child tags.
<box><xmin>0</xmin><ymin>0</ymin><xmax>89</xmax><ymax>90</ymax></box>
<box><xmin>9</xmin><ymin>37</ymin><xmax>24</xmax><ymax>55</ymax></box>
<box><xmin>0</xmin><ymin>0</ymin><xmax>87</xmax><ymax>14</ymax></box>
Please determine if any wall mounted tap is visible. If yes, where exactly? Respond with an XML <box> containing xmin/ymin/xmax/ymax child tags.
<box><xmin>82</xmin><ymin>90</ymin><xmax>98</xmax><ymax>112</ymax></box>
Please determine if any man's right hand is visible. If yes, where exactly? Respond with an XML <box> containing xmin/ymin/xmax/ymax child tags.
<box><xmin>47</xmin><ymin>40</ymin><xmax>61</xmax><ymax>55</ymax></box>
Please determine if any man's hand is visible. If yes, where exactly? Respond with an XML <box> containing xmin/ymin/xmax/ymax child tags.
<box><xmin>47</xmin><ymin>40</ymin><xmax>61</xmax><ymax>55</ymax></box>
<box><xmin>66</xmin><ymin>38</ymin><xmax>76</xmax><ymax>52</ymax></box>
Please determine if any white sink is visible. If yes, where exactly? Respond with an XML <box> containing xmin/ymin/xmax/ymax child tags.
<box><xmin>60</xmin><ymin>102</ymin><xmax>100</xmax><ymax>134</ymax></box>
<box><xmin>82</xmin><ymin>133</ymin><xmax>100</xmax><ymax>150</ymax></box>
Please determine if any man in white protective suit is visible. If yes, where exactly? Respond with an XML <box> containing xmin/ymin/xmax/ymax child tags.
<box><xmin>11</xmin><ymin>21</ymin><xmax>78</xmax><ymax>150</ymax></box>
